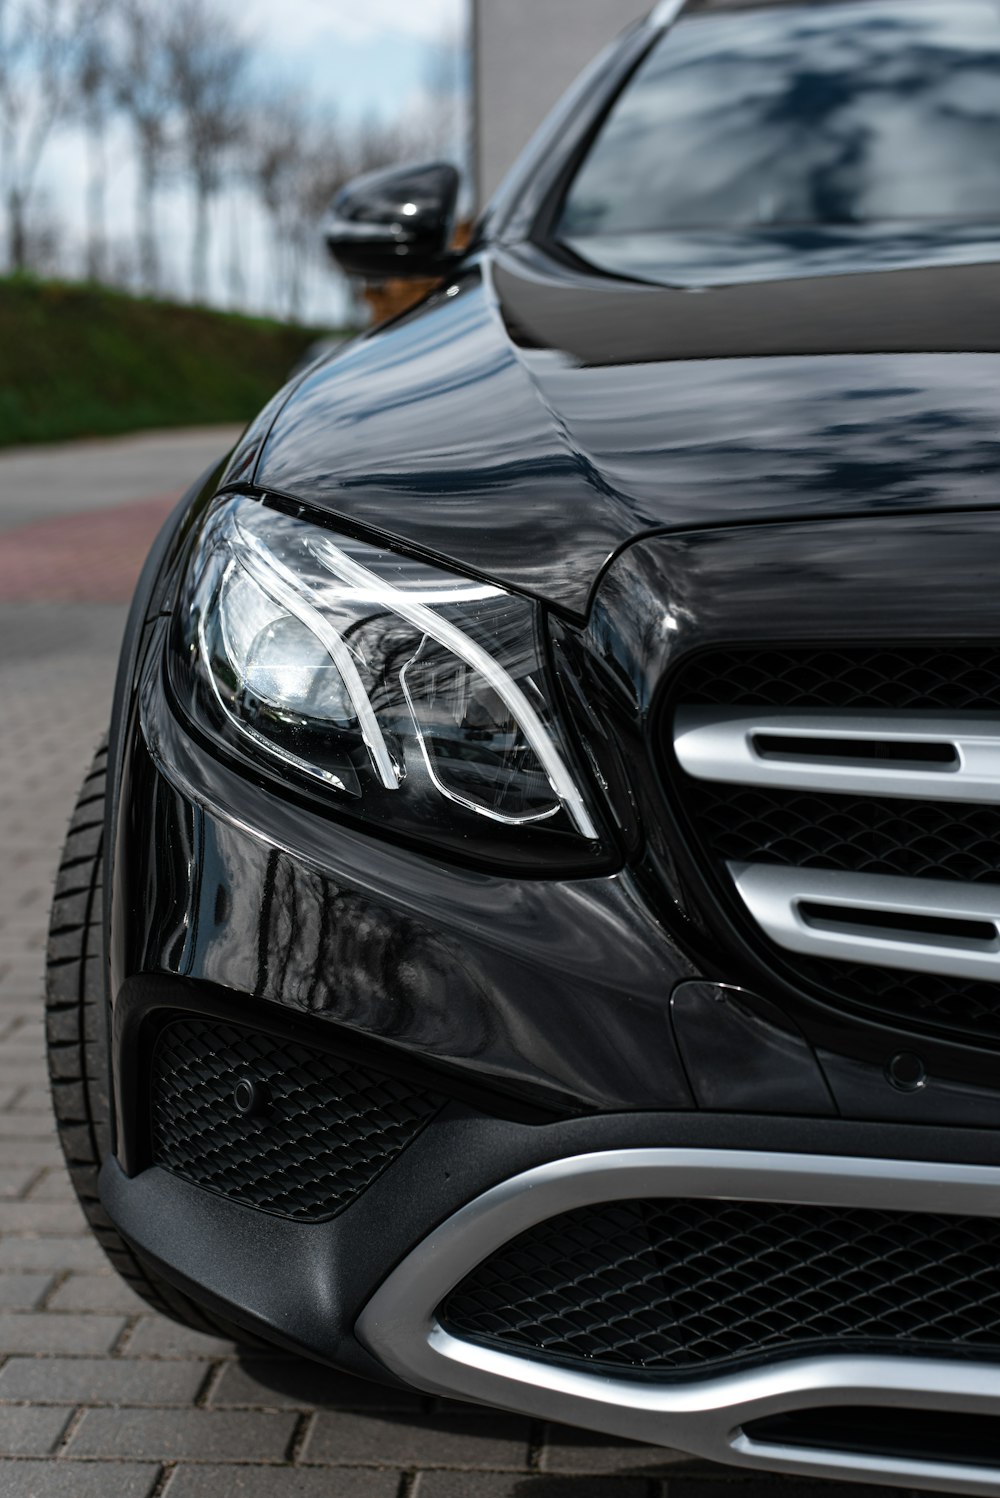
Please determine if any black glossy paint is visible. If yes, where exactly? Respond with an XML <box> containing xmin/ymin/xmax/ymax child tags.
<box><xmin>324</xmin><ymin>161</ymin><xmax>460</xmax><ymax>281</ymax></box>
<box><xmin>98</xmin><ymin>0</ymin><xmax>1000</xmax><ymax>1371</ymax></box>
<box><xmin>106</xmin><ymin>507</ymin><xmax>1000</xmax><ymax>1138</ymax></box>
<box><xmin>253</xmin><ymin>245</ymin><xmax>1000</xmax><ymax>619</ymax></box>
<box><xmin>555</xmin><ymin>510</ymin><xmax>1000</xmax><ymax>1104</ymax></box>
<box><xmin>117</xmin><ymin>665</ymin><xmax>695</xmax><ymax>1119</ymax></box>
<box><xmin>670</xmin><ymin>982</ymin><xmax>835</xmax><ymax>1117</ymax></box>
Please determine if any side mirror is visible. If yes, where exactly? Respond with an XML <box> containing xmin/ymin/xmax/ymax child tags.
<box><xmin>324</xmin><ymin>161</ymin><xmax>461</xmax><ymax>282</ymax></box>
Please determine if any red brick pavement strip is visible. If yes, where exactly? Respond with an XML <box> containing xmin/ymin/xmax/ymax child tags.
<box><xmin>0</xmin><ymin>493</ymin><xmax>180</xmax><ymax>603</ymax></box>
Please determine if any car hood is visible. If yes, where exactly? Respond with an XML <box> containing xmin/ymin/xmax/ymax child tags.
<box><xmin>249</xmin><ymin>245</ymin><xmax>1000</xmax><ymax>620</ymax></box>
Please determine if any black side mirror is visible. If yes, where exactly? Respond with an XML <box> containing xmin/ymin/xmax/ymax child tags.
<box><xmin>324</xmin><ymin>161</ymin><xmax>461</xmax><ymax>281</ymax></box>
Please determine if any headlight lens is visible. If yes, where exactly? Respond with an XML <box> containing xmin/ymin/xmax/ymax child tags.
<box><xmin>168</xmin><ymin>494</ymin><xmax>603</xmax><ymax>866</ymax></box>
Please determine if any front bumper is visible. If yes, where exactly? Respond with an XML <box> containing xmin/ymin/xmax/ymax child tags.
<box><xmin>100</xmin><ymin>499</ymin><xmax>1000</xmax><ymax>1492</ymax></box>
<box><xmin>102</xmin><ymin>1115</ymin><xmax>1000</xmax><ymax>1494</ymax></box>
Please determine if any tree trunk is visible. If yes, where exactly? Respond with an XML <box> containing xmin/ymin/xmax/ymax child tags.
<box><xmin>270</xmin><ymin>216</ymin><xmax>286</xmax><ymax>314</ymax></box>
<box><xmin>85</xmin><ymin>118</ymin><xmax>106</xmax><ymax>283</ymax></box>
<box><xmin>287</xmin><ymin>225</ymin><xmax>306</xmax><ymax>322</ymax></box>
<box><xmin>191</xmin><ymin>185</ymin><xmax>210</xmax><ymax>303</ymax></box>
<box><xmin>7</xmin><ymin>185</ymin><xmax>28</xmax><ymax>273</ymax></box>
<box><xmin>136</xmin><ymin>145</ymin><xmax>159</xmax><ymax>294</ymax></box>
<box><xmin>226</xmin><ymin>195</ymin><xmax>245</xmax><ymax>309</ymax></box>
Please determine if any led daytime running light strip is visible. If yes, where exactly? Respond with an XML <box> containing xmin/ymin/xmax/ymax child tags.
<box><xmin>233</xmin><ymin>509</ymin><xmax>599</xmax><ymax>840</ymax></box>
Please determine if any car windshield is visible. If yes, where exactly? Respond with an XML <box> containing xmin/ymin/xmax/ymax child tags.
<box><xmin>556</xmin><ymin>0</ymin><xmax>1000</xmax><ymax>282</ymax></box>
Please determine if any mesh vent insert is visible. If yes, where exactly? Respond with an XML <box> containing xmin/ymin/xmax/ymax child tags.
<box><xmin>676</xmin><ymin>645</ymin><xmax>1000</xmax><ymax>712</ymax></box>
<box><xmin>441</xmin><ymin>1196</ymin><xmax>1000</xmax><ymax>1377</ymax></box>
<box><xmin>150</xmin><ymin>1015</ymin><xmax>444</xmax><ymax>1222</ymax></box>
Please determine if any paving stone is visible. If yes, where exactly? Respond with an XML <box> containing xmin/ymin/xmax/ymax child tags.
<box><xmin>0</xmin><ymin>1166</ymin><xmax>41</xmax><ymax>1199</ymax></box>
<box><xmin>0</xmin><ymin>1040</ymin><xmax>46</xmax><ymax>1061</ymax></box>
<box><xmin>0</xmin><ymin>1142</ymin><xmax>63</xmax><ymax>1169</ymax></box>
<box><xmin>0</xmin><ymin>1237</ymin><xmax>106</xmax><ymax>1271</ymax></box>
<box><xmin>23</xmin><ymin>1172</ymin><xmax>72</xmax><ymax>1202</ymax></box>
<box><xmin>4</xmin><ymin>1095</ymin><xmax>53</xmax><ymax>1117</ymax></box>
<box><xmin>541</xmin><ymin>1426</ymin><xmax>697</xmax><ymax>1475</ymax></box>
<box><xmin>0</xmin><ymin>1405</ymin><xmax>72</xmax><ymax>1455</ymax></box>
<box><xmin>0</xmin><ymin>1356</ymin><xmax>211</xmax><ymax>1405</ymax></box>
<box><xmin>1</xmin><ymin>1200</ymin><xmax>87</xmax><ymax>1234</ymax></box>
<box><xmin>0</xmin><ymin>1273</ymin><xmax>54</xmax><ymax>1310</ymax></box>
<box><xmin>46</xmin><ymin>1272</ymin><xmax>148</xmax><ymax>1314</ymax></box>
<box><xmin>120</xmin><ymin>1317</ymin><xmax>238</xmax><ymax>1359</ymax></box>
<box><xmin>0</xmin><ymin>1311</ymin><xmax>127</xmax><ymax>1355</ymax></box>
<box><xmin>66</xmin><ymin>1406</ymin><xmax>299</xmax><ymax>1461</ymax></box>
<box><xmin>0</xmin><ymin>1114</ymin><xmax>58</xmax><ymax>1140</ymax></box>
<box><xmin>0</xmin><ymin>1059</ymin><xmax>47</xmax><ymax>1083</ymax></box>
<box><xmin>1</xmin><ymin>1006</ymin><xmax>45</xmax><ymax>1026</ymax></box>
<box><xmin>163</xmin><ymin>1465</ymin><xmax>401</xmax><ymax>1497</ymax></box>
<box><xmin>0</xmin><ymin>1458</ymin><xmax>161</xmax><ymax>1496</ymax></box>
<box><xmin>211</xmin><ymin>1358</ymin><xmax>423</xmax><ymax>1411</ymax></box>
<box><xmin>412</xmin><ymin>1477</ymin><xmax>651</xmax><ymax>1497</ymax></box>
<box><xmin>302</xmin><ymin>1409</ymin><xmax>532</xmax><ymax>1471</ymax></box>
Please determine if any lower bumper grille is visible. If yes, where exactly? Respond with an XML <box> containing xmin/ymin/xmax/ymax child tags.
<box><xmin>441</xmin><ymin>1196</ymin><xmax>1000</xmax><ymax>1377</ymax></box>
<box><xmin>149</xmin><ymin>1016</ymin><xmax>443</xmax><ymax>1221</ymax></box>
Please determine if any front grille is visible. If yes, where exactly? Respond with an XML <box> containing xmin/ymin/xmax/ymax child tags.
<box><xmin>150</xmin><ymin>1016</ymin><xmax>444</xmax><ymax>1221</ymax></box>
<box><xmin>666</xmin><ymin>645</ymin><xmax>1000</xmax><ymax>1044</ymax></box>
<box><xmin>441</xmin><ymin>1197</ymin><xmax>1000</xmax><ymax>1377</ymax></box>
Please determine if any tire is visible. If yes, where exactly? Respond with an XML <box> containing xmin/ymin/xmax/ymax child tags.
<box><xmin>45</xmin><ymin>739</ymin><xmax>254</xmax><ymax>1341</ymax></box>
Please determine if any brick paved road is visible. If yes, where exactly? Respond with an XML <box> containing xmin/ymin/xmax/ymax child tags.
<box><xmin>0</xmin><ymin>432</ymin><xmax>896</xmax><ymax>1497</ymax></box>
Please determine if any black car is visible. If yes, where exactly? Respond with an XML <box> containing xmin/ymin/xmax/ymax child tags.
<box><xmin>46</xmin><ymin>0</ymin><xmax>1000</xmax><ymax>1487</ymax></box>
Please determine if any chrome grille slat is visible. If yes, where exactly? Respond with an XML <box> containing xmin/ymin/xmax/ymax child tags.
<box><xmin>676</xmin><ymin>708</ymin><xmax>1000</xmax><ymax>802</ymax></box>
<box><xmin>731</xmin><ymin>863</ymin><xmax>1000</xmax><ymax>983</ymax></box>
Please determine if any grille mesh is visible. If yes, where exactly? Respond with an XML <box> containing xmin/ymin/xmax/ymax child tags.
<box><xmin>690</xmin><ymin>784</ymin><xmax>1000</xmax><ymax>886</ymax></box>
<box><xmin>677</xmin><ymin>645</ymin><xmax>1000</xmax><ymax>712</ymax></box>
<box><xmin>150</xmin><ymin>1016</ymin><xmax>443</xmax><ymax>1221</ymax></box>
<box><xmin>668</xmin><ymin>645</ymin><xmax>1000</xmax><ymax>1041</ymax></box>
<box><xmin>442</xmin><ymin>1197</ymin><xmax>1000</xmax><ymax>1376</ymax></box>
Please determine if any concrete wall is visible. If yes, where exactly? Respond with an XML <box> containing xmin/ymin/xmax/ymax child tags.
<box><xmin>472</xmin><ymin>0</ymin><xmax>652</xmax><ymax>205</ymax></box>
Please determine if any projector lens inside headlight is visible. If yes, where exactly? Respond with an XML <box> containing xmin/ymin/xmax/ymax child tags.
<box><xmin>169</xmin><ymin>494</ymin><xmax>601</xmax><ymax>863</ymax></box>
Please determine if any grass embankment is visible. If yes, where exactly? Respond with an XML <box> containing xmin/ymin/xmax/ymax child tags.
<box><xmin>0</xmin><ymin>276</ymin><xmax>330</xmax><ymax>448</ymax></box>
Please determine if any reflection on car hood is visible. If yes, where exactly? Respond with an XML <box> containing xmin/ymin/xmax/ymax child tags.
<box><xmin>251</xmin><ymin>247</ymin><xmax>1000</xmax><ymax>619</ymax></box>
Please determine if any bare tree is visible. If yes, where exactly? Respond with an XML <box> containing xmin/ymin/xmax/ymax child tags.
<box><xmin>114</xmin><ymin>0</ymin><xmax>174</xmax><ymax>293</ymax></box>
<box><xmin>75</xmin><ymin>8</ymin><xmax>116</xmax><ymax>282</ymax></box>
<box><xmin>165</xmin><ymin>0</ymin><xmax>250</xmax><ymax>303</ymax></box>
<box><xmin>401</xmin><ymin>20</ymin><xmax>468</xmax><ymax>166</ymax></box>
<box><xmin>0</xmin><ymin>0</ymin><xmax>103</xmax><ymax>271</ymax></box>
<box><xmin>244</xmin><ymin>94</ymin><xmax>311</xmax><ymax>317</ymax></box>
<box><xmin>287</xmin><ymin>121</ymin><xmax>359</xmax><ymax>321</ymax></box>
<box><xmin>255</xmin><ymin>109</ymin><xmax>408</xmax><ymax>322</ymax></box>
<box><xmin>348</xmin><ymin>114</ymin><xmax>405</xmax><ymax>179</ymax></box>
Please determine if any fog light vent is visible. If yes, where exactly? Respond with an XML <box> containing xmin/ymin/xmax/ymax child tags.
<box><xmin>149</xmin><ymin>1015</ymin><xmax>443</xmax><ymax>1221</ymax></box>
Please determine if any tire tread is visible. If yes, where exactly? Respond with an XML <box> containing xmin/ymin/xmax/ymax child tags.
<box><xmin>45</xmin><ymin>740</ymin><xmax>254</xmax><ymax>1340</ymax></box>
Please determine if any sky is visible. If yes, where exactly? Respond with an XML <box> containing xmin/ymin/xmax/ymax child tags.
<box><xmin>236</xmin><ymin>0</ymin><xmax>464</xmax><ymax>122</ymax></box>
<box><xmin>32</xmin><ymin>0</ymin><xmax>467</xmax><ymax>326</ymax></box>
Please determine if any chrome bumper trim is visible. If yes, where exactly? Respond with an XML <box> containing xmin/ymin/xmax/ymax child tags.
<box><xmin>357</xmin><ymin>1148</ymin><xmax>1000</xmax><ymax>1495</ymax></box>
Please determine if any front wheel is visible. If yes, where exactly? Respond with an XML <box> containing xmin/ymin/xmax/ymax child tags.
<box><xmin>45</xmin><ymin>740</ymin><xmax>250</xmax><ymax>1339</ymax></box>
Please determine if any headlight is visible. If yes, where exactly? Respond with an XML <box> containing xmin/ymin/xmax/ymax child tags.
<box><xmin>168</xmin><ymin>494</ymin><xmax>605</xmax><ymax>869</ymax></box>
